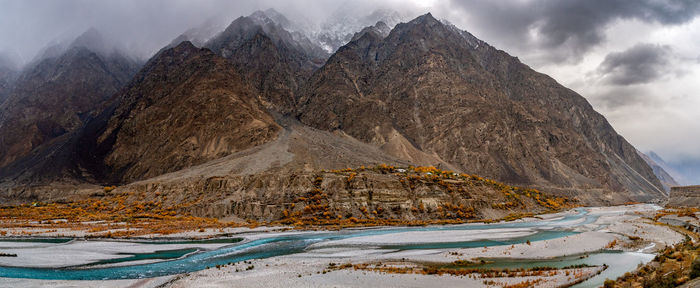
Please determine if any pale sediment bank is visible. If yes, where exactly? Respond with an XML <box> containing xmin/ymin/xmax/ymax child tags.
<box><xmin>0</xmin><ymin>240</ymin><xmax>235</xmax><ymax>268</ymax></box>
<box><xmin>0</xmin><ymin>204</ymin><xmax>684</xmax><ymax>287</ymax></box>
<box><xmin>165</xmin><ymin>257</ymin><xmax>605</xmax><ymax>288</ymax></box>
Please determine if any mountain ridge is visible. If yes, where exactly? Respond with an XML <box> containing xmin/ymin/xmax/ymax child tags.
<box><xmin>75</xmin><ymin>41</ymin><xmax>280</xmax><ymax>184</ymax></box>
<box><xmin>638</xmin><ymin>151</ymin><xmax>679</xmax><ymax>193</ymax></box>
<box><xmin>297</xmin><ymin>13</ymin><xmax>664</xmax><ymax>202</ymax></box>
<box><xmin>203</xmin><ymin>10</ymin><xmax>328</xmax><ymax>114</ymax></box>
<box><xmin>0</xmin><ymin>29</ymin><xmax>141</xmax><ymax>170</ymax></box>
<box><xmin>0</xmin><ymin>12</ymin><xmax>668</xmax><ymax>209</ymax></box>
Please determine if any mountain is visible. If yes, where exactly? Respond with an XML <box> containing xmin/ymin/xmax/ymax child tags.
<box><xmin>350</xmin><ymin>21</ymin><xmax>391</xmax><ymax>42</ymax></box>
<box><xmin>314</xmin><ymin>8</ymin><xmax>404</xmax><ymax>53</ymax></box>
<box><xmin>77</xmin><ymin>41</ymin><xmax>280</xmax><ymax>183</ymax></box>
<box><xmin>168</xmin><ymin>17</ymin><xmax>230</xmax><ymax>48</ymax></box>
<box><xmin>643</xmin><ymin>151</ymin><xmax>700</xmax><ymax>186</ymax></box>
<box><xmin>0</xmin><ymin>29</ymin><xmax>140</xmax><ymax>170</ymax></box>
<box><xmin>0</xmin><ymin>12</ymin><xmax>669</xmax><ymax>210</ymax></box>
<box><xmin>204</xmin><ymin>9</ymin><xmax>328</xmax><ymax>113</ymax></box>
<box><xmin>638</xmin><ymin>151</ymin><xmax>679</xmax><ymax>193</ymax></box>
<box><xmin>297</xmin><ymin>13</ymin><xmax>665</xmax><ymax>203</ymax></box>
<box><xmin>665</xmin><ymin>160</ymin><xmax>700</xmax><ymax>186</ymax></box>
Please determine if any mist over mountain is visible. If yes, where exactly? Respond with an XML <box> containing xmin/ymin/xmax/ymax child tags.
<box><xmin>0</xmin><ymin>29</ymin><xmax>141</xmax><ymax>171</ymax></box>
<box><xmin>639</xmin><ymin>151</ymin><xmax>679</xmax><ymax>192</ymax></box>
<box><xmin>313</xmin><ymin>8</ymin><xmax>405</xmax><ymax>53</ymax></box>
<box><xmin>642</xmin><ymin>151</ymin><xmax>700</xmax><ymax>186</ymax></box>
<box><xmin>665</xmin><ymin>160</ymin><xmax>700</xmax><ymax>186</ymax></box>
<box><xmin>0</xmin><ymin>53</ymin><xmax>18</xmax><ymax>104</ymax></box>
<box><xmin>203</xmin><ymin>9</ymin><xmax>329</xmax><ymax>113</ymax></box>
<box><xmin>168</xmin><ymin>16</ymin><xmax>239</xmax><ymax>49</ymax></box>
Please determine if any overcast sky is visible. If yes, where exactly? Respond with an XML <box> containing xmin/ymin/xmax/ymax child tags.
<box><xmin>1</xmin><ymin>0</ymin><xmax>699</xmax><ymax>173</ymax></box>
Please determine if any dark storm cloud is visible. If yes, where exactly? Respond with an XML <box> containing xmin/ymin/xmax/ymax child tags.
<box><xmin>2</xmin><ymin>0</ymin><xmax>699</xmax><ymax>66</ymax></box>
<box><xmin>598</xmin><ymin>43</ymin><xmax>675</xmax><ymax>85</ymax></box>
<box><xmin>588</xmin><ymin>85</ymin><xmax>659</xmax><ymax>110</ymax></box>
<box><xmin>445</xmin><ymin>0</ymin><xmax>700</xmax><ymax>63</ymax></box>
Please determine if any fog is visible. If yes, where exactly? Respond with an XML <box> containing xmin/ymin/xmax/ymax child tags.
<box><xmin>1</xmin><ymin>0</ymin><xmax>699</xmax><ymax>183</ymax></box>
<box><xmin>0</xmin><ymin>0</ymin><xmax>428</xmax><ymax>64</ymax></box>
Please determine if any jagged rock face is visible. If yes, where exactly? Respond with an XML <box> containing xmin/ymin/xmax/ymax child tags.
<box><xmin>315</xmin><ymin>8</ymin><xmax>404</xmax><ymax>54</ymax></box>
<box><xmin>350</xmin><ymin>21</ymin><xmax>391</xmax><ymax>42</ymax></box>
<box><xmin>298</xmin><ymin>14</ymin><xmax>665</xmax><ymax>202</ymax></box>
<box><xmin>205</xmin><ymin>11</ymin><xmax>328</xmax><ymax>114</ymax></box>
<box><xmin>85</xmin><ymin>42</ymin><xmax>280</xmax><ymax>183</ymax></box>
<box><xmin>0</xmin><ymin>44</ymin><xmax>138</xmax><ymax>169</ymax></box>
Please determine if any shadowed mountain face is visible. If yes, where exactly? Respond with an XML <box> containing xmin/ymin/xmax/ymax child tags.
<box><xmin>0</xmin><ymin>30</ymin><xmax>140</xmax><ymax>170</ymax></box>
<box><xmin>205</xmin><ymin>10</ymin><xmax>328</xmax><ymax>114</ymax></box>
<box><xmin>297</xmin><ymin>13</ymin><xmax>665</xmax><ymax>201</ymax></box>
<box><xmin>79</xmin><ymin>41</ymin><xmax>280</xmax><ymax>183</ymax></box>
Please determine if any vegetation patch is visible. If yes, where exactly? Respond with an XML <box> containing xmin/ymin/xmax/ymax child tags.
<box><xmin>606</xmin><ymin>233</ymin><xmax>700</xmax><ymax>287</ymax></box>
<box><xmin>0</xmin><ymin>165</ymin><xmax>577</xmax><ymax>236</ymax></box>
<box><xmin>324</xmin><ymin>260</ymin><xmax>601</xmax><ymax>287</ymax></box>
<box><xmin>0</xmin><ymin>191</ymin><xmax>237</xmax><ymax>237</ymax></box>
<box><xmin>654</xmin><ymin>207</ymin><xmax>699</xmax><ymax>221</ymax></box>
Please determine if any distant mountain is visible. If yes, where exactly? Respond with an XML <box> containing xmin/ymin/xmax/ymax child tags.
<box><xmin>350</xmin><ymin>21</ymin><xmax>391</xmax><ymax>42</ymax></box>
<box><xmin>0</xmin><ymin>29</ymin><xmax>141</xmax><ymax>170</ymax></box>
<box><xmin>0</xmin><ymin>11</ymin><xmax>669</xmax><ymax>209</ymax></box>
<box><xmin>642</xmin><ymin>151</ymin><xmax>700</xmax><ymax>186</ymax></box>
<box><xmin>314</xmin><ymin>8</ymin><xmax>405</xmax><ymax>53</ymax></box>
<box><xmin>664</xmin><ymin>159</ymin><xmax>700</xmax><ymax>186</ymax></box>
<box><xmin>298</xmin><ymin>13</ymin><xmax>665</xmax><ymax>203</ymax></box>
<box><xmin>638</xmin><ymin>151</ymin><xmax>679</xmax><ymax>193</ymax></box>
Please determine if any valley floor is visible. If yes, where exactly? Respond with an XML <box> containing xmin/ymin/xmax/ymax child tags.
<box><xmin>0</xmin><ymin>204</ymin><xmax>690</xmax><ymax>288</ymax></box>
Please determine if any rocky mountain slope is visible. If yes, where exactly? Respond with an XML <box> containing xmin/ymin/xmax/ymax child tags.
<box><xmin>204</xmin><ymin>10</ymin><xmax>328</xmax><ymax>114</ymax></box>
<box><xmin>297</xmin><ymin>13</ymin><xmax>665</xmax><ymax>202</ymax></box>
<box><xmin>77</xmin><ymin>41</ymin><xmax>280</xmax><ymax>183</ymax></box>
<box><xmin>0</xmin><ymin>29</ymin><xmax>140</xmax><ymax>170</ymax></box>
<box><xmin>0</xmin><ymin>12</ymin><xmax>668</xmax><ymax>212</ymax></box>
